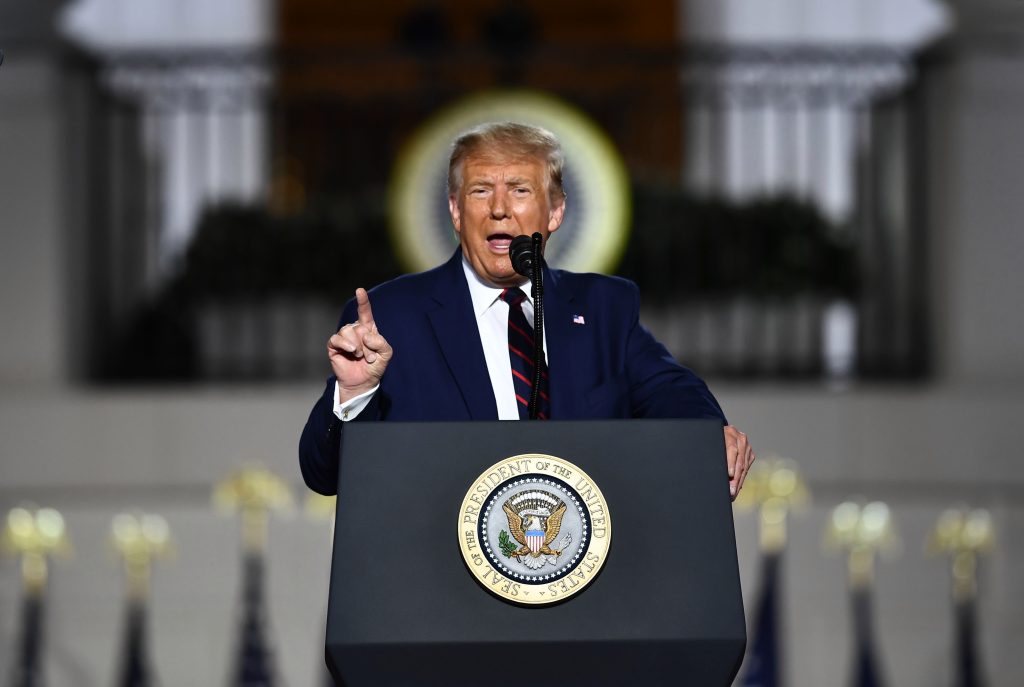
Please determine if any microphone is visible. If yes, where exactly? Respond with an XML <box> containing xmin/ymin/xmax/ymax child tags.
<box><xmin>509</xmin><ymin>234</ymin><xmax>539</xmax><ymax>277</ymax></box>
<box><xmin>508</xmin><ymin>233</ymin><xmax>546</xmax><ymax>419</ymax></box>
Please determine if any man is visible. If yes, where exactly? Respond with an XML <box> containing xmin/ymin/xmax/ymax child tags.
<box><xmin>299</xmin><ymin>122</ymin><xmax>754</xmax><ymax>496</ymax></box>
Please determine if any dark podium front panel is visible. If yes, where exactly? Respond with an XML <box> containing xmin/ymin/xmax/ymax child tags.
<box><xmin>326</xmin><ymin>419</ymin><xmax>745</xmax><ymax>687</ymax></box>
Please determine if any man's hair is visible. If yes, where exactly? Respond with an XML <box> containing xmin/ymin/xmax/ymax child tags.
<box><xmin>447</xmin><ymin>121</ymin><xmax>566</xmax><ymax>203</ymax></box>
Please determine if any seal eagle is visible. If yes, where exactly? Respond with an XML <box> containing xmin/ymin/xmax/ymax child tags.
<box><xmin>502</xmin><ymin>500</ymin><xmax>567</xmax><ymax>558</ymax></box>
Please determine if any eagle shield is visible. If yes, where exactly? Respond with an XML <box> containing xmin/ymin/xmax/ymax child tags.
<box><xmin>502</xmin><ymin>490</ymin><xmax>568</xmax><ymax>560</ymax></box>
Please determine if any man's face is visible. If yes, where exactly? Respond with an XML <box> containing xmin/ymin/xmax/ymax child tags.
<box><xmin>449</xmin><ymin>154</ymin><xmax>565</xmax><ymax>288</ymax></box>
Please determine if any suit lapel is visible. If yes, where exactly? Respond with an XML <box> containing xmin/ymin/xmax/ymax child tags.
<box><xmin>543</xmin><ymin>267</ymin><xmax>587</xmax><ymax>419</ymax></box>
<box><xmin>426</xmin><ymin>252</ymin><xmax>499</xmax><ymax>420</ymax></box>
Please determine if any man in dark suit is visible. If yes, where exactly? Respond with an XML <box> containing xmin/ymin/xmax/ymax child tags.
<box><xmin>299</xmin><ymin>122</ymin><xmax>754</xmax><ymax>496</ymax></box>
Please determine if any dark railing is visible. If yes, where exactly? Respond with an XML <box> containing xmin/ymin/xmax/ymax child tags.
<box><xmin>62</xmin><ymin>44</ymin><xmax>929</xmax><ymax>383</ymax></box>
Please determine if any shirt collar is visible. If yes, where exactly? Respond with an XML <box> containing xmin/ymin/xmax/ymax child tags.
<box><xmin>461</xmin><ymin>255</ymin><xmax>533</xmax><ymax>318</ymax></box>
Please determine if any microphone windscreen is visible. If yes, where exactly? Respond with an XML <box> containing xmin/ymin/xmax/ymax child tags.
<box><xmin>509</xmin><ymin>235</ymin><xmax>534</xmax><ymax>277</ymax></box>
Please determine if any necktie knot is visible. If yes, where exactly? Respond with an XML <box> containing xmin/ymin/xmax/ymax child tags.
<box><xmin>500</xmin><ymin>287</ymin><xmax>528</xmax><ymax>309</ymax></box>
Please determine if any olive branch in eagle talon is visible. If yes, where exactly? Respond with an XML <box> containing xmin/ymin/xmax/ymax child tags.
<box><xmin>502</xmin><ymin>500</ymin><xmax>567</xmax><ymax>558</ymax></box>
<box><xmin>498</xmin><ymin>530</ymin><xmax>518</xmax><ymax>557</ymax></box>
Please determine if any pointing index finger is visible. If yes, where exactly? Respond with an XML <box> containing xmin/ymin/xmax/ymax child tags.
<box><xmin>355</xmin><ymin>288</ymin><xmax>375</xmax><ymax>327</ymax></box>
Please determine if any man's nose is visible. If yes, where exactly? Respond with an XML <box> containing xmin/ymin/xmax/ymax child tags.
<box><xmin>489</xmin><ymin>188</ymin><xmax>509</xmax><ymax>218</ymax></box>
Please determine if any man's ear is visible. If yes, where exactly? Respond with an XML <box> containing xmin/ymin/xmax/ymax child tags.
<box><xmin>547</xmin><ymin>196</ymin><xmax>566</xmax><ymax>234</ymax></box>
<box><xmin>448</xmin><ymin>195</ymin><xmax>462</xmax><ymax>236</ymax></box>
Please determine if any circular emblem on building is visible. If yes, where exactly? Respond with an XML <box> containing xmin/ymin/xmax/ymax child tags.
<box><xmin>389</xmin><ymin>90</ymin><xmax>631</xmax><ymax>275</ymax></box>
<box><xmin>457</xmin><ymin>454</ymin><xmax>611</xmax><ymax>605</ymax></box>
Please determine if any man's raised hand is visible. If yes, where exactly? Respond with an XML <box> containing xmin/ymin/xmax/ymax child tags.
<box><xmin>328</xmin><ymin>288</ymin><xmax>393</xmax><ymax>403</ymax></box>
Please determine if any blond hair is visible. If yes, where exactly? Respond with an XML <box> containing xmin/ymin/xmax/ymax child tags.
<box><xmin>447</xmin><ymin>121</ymin><xmax>566</xmax><ymax>203</ymax></box>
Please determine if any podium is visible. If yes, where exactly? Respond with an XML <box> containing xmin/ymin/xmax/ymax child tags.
<box><xmin>326</xmin><ymin>419</ymin><xmax>746</xmax><ymax>686</ymax></box>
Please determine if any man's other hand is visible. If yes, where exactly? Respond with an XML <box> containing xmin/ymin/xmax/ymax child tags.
<box><xmin>724</xmin><ymin>425</ymin><xmax>755</xmax><ymax>501</ymax></box>
<box><xmin>328</xmin><ymin>288</ymin><xmax>393</xmax><ymax>402</ymax></box>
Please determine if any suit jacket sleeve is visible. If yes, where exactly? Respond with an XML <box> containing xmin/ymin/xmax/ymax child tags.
<box><xmin>298</xmin><ymin>298</ymin><xmax>383</xmax><ymax>495</ymax></box>
<box><xmin>622</xmin><ymin>280</ymin><xmax>727</xmax><ymax>423</ymax></box>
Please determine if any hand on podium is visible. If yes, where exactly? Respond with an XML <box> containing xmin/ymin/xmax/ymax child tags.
<box><xmin>724</xmin><ymin>425</ymin><xmax>755</xmax><ymax>500</ymax></box>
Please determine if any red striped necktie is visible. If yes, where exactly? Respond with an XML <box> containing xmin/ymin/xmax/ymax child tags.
<box><xmin>499</xmin><ymin>287</ymin><xmax>550</xmax><ymax>420</ymax></box>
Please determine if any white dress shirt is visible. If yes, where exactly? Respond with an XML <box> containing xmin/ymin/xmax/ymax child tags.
<box><xmin>334</xmin><ymin>256</ymin><xmax>547</xmax><ymax>422</ymax></box>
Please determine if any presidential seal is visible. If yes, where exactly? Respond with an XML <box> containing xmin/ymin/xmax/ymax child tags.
<box><xmin>458</xmin><ymin>454</ymin><xmax>611</xmax><ymax>605</ymax></box>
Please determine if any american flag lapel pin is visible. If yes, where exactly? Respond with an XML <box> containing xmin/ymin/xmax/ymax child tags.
<box><xmin>572</xmin><ymin>314</ymin><xmax>586</xmax><ymax>325</ymax></box>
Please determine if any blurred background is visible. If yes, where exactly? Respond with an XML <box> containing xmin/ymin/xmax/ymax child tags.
<box><xmin>1</xmin><ymin>0</ymin><xmax>1023</xmax><ymax>684</ymax></box>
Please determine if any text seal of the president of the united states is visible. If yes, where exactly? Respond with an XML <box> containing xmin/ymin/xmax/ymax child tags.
<box><xmin>458</xmin><ymin>454</ymin><xmax>611</xmax><ymax>605</ymax></box>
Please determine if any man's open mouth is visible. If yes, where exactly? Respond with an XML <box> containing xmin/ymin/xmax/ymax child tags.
<box><xmin>487</xmin><ymin>233</ymin><xmax>516</xmax><ymax>252</ymax></box>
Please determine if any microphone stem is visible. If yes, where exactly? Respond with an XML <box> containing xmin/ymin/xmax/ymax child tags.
<box><xmin>529</xmin><ymin>233</ymin><xmax>544</xmax><ymax>420</ymax></box>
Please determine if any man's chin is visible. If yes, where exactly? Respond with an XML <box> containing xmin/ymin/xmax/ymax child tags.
<box><xmin>488</xmin><ymin>259</ymin><xmax>518</xmax><ymax>282</ymax></box>
<box><xmin>485</xmin><ymin>269</ymin><xmax>528</xmax><ymax>289</ymax></box>
<box><xmin>464</xmin><ymin>252</ymin><xmax>526</xmax><ymax>287</ymax></box>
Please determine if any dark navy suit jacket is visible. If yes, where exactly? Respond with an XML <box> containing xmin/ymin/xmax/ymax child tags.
<box><xmin>299</xmin><ymin>249</ymin><xmax>726</xmax><ymax>494</ymax></box>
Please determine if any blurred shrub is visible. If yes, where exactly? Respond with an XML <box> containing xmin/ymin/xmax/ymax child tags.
<box><xmin>181</xmin><ymin>196</ymin><xmax>401</xmax><ymax>301</ymax></box>
<box><xmin>100</xmin><ymin>196</ymin><xmax>403</xmax><ymax>381</ymax></box>
<box><xmin>618</xmin><ymin>186</ymin><xmax>859</xmax><ymax>303</ymax></box>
